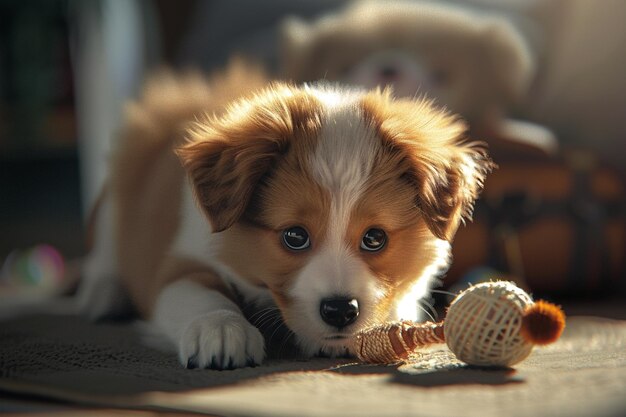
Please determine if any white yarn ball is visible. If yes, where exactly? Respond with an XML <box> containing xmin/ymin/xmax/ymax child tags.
<box><xmin>444</xmin><ymin>281</ymin><xmax>534</xmax><ymax>367</ymax></box>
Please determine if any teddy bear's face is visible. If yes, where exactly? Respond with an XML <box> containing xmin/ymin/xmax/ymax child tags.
<box><xmin>340</xmin><ymin>44</ymin><xmax>481</xmax><ymax>121</ymax></box>
<box><xmin>281</xmin><ymin>1</ymin><xmax>534</xmax><ymax>124</ymax></box>
<box><xmin>344</xmin><ymin>50</ymin><xmax>443</xmax><ymax>100</ymax></box>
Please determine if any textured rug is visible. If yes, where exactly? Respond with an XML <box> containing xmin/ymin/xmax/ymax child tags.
<box><xmin>1</xmin><ymin>311</ymin><xmax>625</xmax><ymax>417</ymax></box>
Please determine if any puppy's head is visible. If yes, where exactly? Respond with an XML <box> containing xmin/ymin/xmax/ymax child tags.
<box><xmin>177</xmin><ymin>84</ymin><xmax>492</xmax><ymax>356</ymax></box>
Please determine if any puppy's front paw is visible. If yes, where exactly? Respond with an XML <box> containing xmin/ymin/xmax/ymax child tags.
<box><xmin>179</xmin><ymin>310</ymin><xmax>265</xmax><ymax>370</ymax></box>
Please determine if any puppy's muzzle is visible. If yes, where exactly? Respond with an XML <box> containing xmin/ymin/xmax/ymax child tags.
<box><xmin>320</xmin><ymin>297</ymin><xmax>359</xmax><ymax>329</ymax></box>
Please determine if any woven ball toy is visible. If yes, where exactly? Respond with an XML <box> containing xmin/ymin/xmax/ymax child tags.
<box><xmin>353</xmin><ymin>281</ymin><xmax>565</xmax><ymax>367</ymax></box>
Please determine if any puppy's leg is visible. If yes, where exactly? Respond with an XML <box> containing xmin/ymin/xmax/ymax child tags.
<box><xmin>77</xmin><ymin>193</ymin><xmax>132</xmax><ymax>320</ymax></box>
<box><xmin>152</xmin><ymin>278</ymin><xmax>265</xmax><ymax>370</ymax></box>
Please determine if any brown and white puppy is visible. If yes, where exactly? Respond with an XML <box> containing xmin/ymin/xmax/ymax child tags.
<box><xmin>78</xmin><ymin>63</ymin><xmax>492</xmax><ymax>370</ymax></box>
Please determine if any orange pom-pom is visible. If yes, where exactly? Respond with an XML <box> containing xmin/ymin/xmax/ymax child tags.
<box><xmin>521</xmin><ymin>301</ymin><xmax>566</xmax><ymax>345</ymax></box>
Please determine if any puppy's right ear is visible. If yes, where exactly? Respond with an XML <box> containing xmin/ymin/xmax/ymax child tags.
<box><xmin>176</xmin><ymin>85</ymin><xmax>321</xmax><ymax>232</ymax></box>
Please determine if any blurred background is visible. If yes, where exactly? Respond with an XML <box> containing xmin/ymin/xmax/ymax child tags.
<box><xmin>1</xmin><ymin>0</ymin><xmax>625</xmax><ymax>304</ymax></box>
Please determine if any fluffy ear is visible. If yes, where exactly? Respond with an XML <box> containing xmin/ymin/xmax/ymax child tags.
<box><xmin>480</xmin><ymin>18</ymin><xmax>535</xmax><ymax>104</ymax></box>
<box><xmin>177</xmin><ymin>85</ymin><xmax>321</xmax><ymax>232</ymax></box>
<box><xmin>362</xmin><ymin>91</ymin><xmax>494</xmax><ymax>241</ymax></box>
<box><xmin>417</xmin><ymin>143</ymin><xmax>493</xmax><ymax>241</ymax></box>
<box><xmin>280</xmin><ymin>17</ymin><xmax>314</xmax><ymax>81</ymax></box>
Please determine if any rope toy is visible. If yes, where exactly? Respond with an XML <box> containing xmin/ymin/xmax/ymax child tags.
<box><xmin>353</xmin><ymin>281</ymin><xmax>565</xmax><ymax>367</ymax></box>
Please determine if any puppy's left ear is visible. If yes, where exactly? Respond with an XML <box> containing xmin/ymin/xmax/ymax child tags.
<box><xmin>417</xmin><ymin>143</ymin><xmax>494</xmax><ymax>241</ymax></box>
<box><xmin>177</xmin><ymin>85</ymin><xmax>321</xmax><ymax>232</ymax></box>
<box><xmin>362</xmin><ymin>93</ymin><xmax>494</xmax><ymax>241</ymax></box>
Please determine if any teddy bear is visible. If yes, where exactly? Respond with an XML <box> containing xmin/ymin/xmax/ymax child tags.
<box><xmin>280</xmin><ymin>0</ymin><xmax>557</xmax><ymax>158</ymax></box>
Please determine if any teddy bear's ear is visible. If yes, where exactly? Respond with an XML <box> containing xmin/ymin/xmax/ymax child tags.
<box><xmin>480</xmin><ymin>18</ymin><xmax>536</xmax><ymax>104</ymax></box>
<box><xmin>280</xmin><ymin>17</ymin><xmax>314</xmax><ymax>82</ymax></box>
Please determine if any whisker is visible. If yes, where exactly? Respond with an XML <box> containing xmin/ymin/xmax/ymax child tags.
<box><xmin>278</xmin><ymin>329</ymin><xmax>296</xmax><ymax>357</ymax></box>
<box><xmin>257</xmin><ymin>317</ymin><xmax>280</xmax><ymax>333</ymax></box>
<box><xmin>266</xmin><ymin>315</ymin><xmax>287</xmax><ymax>348</ymax></box>
<box><xmin>317</xmin><ymin>337</ymin><xmax>329</xmax><ymax>357</ymax></box>
<box><xmin>416</xmin><ymin>302</ymin><xmax>436</xmax><ymax>322</ymax></box>
<box><xmin>419</xmin><ymin>299</ymin><xmax>439</xmax><ymax>321</ymax></box>
<box><xmin>248</xmin><ymin>306</ymin><xmax>279</xmax><ymax>321</ymax></box>
<box><xmin>430</xmin><ymin>289</ymin><xmax>458</xmax><ymax>297</ymax></box>
<box><xmin>249</xmin><ymin>307</ymin><xmax>280</xmax><ymax>327</ymax></box>
<box><xmin>257</xmin><ymin>312</ymin><xmax>283</xmax><ymax>333</ymax></box>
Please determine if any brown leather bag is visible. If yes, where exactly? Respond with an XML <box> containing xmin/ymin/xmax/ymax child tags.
<box><xmin>448</xmin><ymin>149</ymin><xmax>625</xmax><ymax>296</ymax></box>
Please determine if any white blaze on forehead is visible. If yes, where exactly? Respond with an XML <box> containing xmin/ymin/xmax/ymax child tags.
<box><xmin>307</xmin><ymin>87</ymin><xmax>381</xmax><ymax>247</ymax></box>
<box><xmin>286</xmin><ymin>86</ymin><xmax>385</xmax><ymax>336</ymax></box>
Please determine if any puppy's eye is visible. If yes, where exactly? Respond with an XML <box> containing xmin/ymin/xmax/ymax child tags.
<box><xmin>361</xmin><ymin>228</ymin><xmax>387</xmax><ymax>252</ymax></box>
<box><xmin>282</xmin><ymin>227</ymin><xmax>311</xmax><ymax>251</ymax></box>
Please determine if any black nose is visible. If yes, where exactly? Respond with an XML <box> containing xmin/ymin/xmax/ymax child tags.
<box><xmin>320</xmin><ymin>298</ymin><xmax>359</xmax><ymax>329</ymax></box>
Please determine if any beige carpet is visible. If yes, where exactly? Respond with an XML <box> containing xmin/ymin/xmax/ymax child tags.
<box><xmin>1</xmin><ymin>313</ymin><xmax>625</xmax><ymax>417</ymax></box>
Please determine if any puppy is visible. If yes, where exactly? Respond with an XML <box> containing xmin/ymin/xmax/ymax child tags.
<box><xmin>78</xmin><ymin>62</ymin><xmax>492</xmax><ymax>369</ymax></box>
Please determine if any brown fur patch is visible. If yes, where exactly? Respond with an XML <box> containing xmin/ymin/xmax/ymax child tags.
<box><xmin>360</xmin><ymin>89</ymin><xmax>494</xmax><ymax>241</ymax></box>
<box><xmin>216</xmin><ymin>222</ymin><xmax>306</xmax><ymax>310</ymax></box>
<box><xmin>177</xmin><ymin>85</ymin><xmax>324</xmax><ymax>233</ymax></box>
